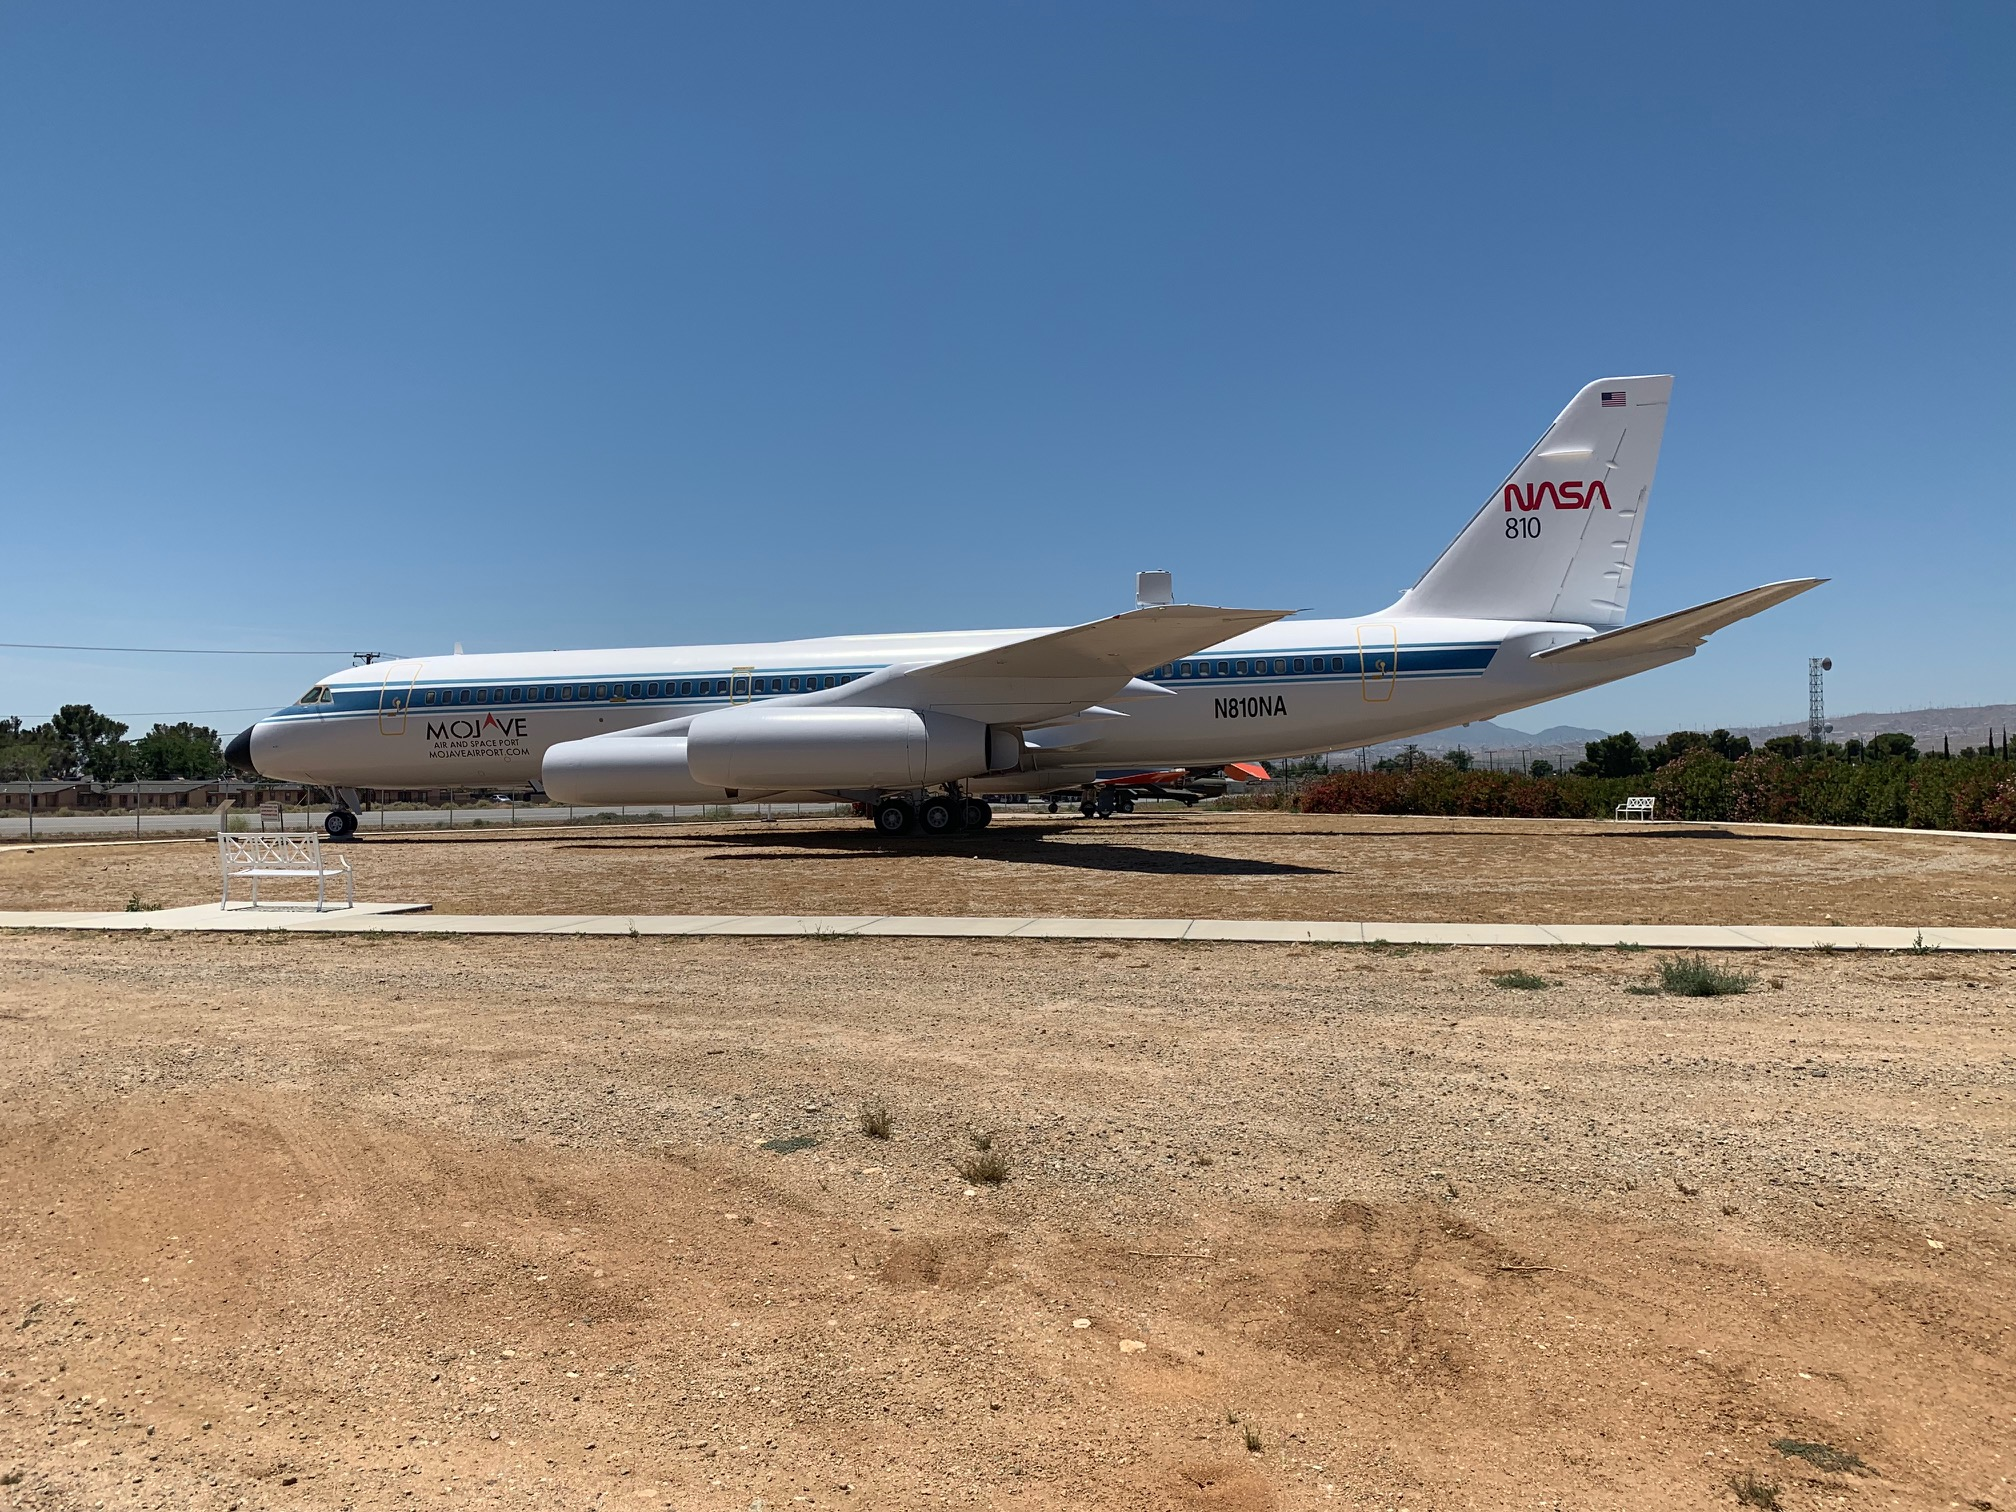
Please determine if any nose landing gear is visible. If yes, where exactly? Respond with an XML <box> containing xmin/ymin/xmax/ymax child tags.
<box><xmin>323</xmin><ymin>808</ymin><xmax>359</xmax><ymax>839</ymax></box>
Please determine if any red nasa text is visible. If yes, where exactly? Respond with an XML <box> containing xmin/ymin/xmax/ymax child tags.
<box><xmin>1502</xmin><ymin>480</ymin><xmax>1612</xmax><ymax>512</ymax></box>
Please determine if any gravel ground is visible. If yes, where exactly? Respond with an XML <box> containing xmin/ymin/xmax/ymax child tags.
<box><xmin>5</xmin><ymin>812</ymin><xmax>2016</xmax><ymax>926</ymax></box>
<box><xmin>1</xmin><ymin>929</ymin><xmax>2011</xmax><ymax>1510</ymax></box>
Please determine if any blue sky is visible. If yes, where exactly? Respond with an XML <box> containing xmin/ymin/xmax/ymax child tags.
<box><xmin>3</xmin><ymin>3</ymin><xmax>2011</xmax><ymax>739</ymax></box>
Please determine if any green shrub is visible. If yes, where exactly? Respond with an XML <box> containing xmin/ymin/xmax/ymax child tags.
<box><xmin>1654</xmin><ymin>954</ymin><xmax>1757</xmax><ymax>996</ymax></box>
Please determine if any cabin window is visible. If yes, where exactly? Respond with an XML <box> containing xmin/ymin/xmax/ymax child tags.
<box><xmin>560</xmin><ymin>686</ymin><xmax>573</xmax><ymax>701</ymax></box>
<box><xmin>629</xmin><ymin>683</ymin><xmax>641</xmax><ymax>698</ymax></box>
<box><xmin>715</xmin><ymin>679</ymin><xmax>729</xmax><ymax>695</ymax></box>
<box><xmin>1234</xmin><ymin>660</ymin><xmax>1247</xmax><ymax>675</ymax></box>
<box><xmin>821</xmin><ymin>675</ymin><xmax>835</xmax><ymax>689</ymax></box>
<box><xmin>595</xmin><ymin>684</ymin><xmax>609</xmax><ymax>700</ymax></box>
<box><xmin>1273</xmin><ymin>659</ymin><xmax>1287</xmax><ymax>674</ymax></box>
<box><xmin>1215</xmin><ymin>661</ymin><xmax>1230</xmax><ymax>676</ymax></box>
<box><xmin>1292</xmin><ymin>658</ymin><xmax>1305</xmax><ymax>673</ymax></box>
<box><xmin>422</xmin><ymin>691</ymin><xmax>435</xmax><ymax>706</ymax></box>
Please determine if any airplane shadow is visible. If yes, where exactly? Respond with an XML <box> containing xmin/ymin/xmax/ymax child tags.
<box><xmin>563</xmin><ymin>823</ymin><xmax>1335</xmax><ymax>878</ymax></box>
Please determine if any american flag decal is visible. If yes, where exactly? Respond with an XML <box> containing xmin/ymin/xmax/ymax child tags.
<box><xmin>1601</xmin><ymin>390</ymin><xmax>1626</xmax><ymax>407</ymax></box>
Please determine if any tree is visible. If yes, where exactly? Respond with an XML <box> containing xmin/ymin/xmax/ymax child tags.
<box><xmin>132</xmin><ymin>723</ymin><xmax>225</xmax><ymax>780</ymax></box>
<box><xmin>48</xmin><ymin>705</ymin><xmax>129</xmax><ymax>780</ymax></box>
<box><xmin>0</xmin><ymin>716</ymin><xmax>62</xmax><ymax>782</ymax></box>
<box><xmin>1447</xmin><ymin>747</ymin><xmax>1473</xmax><ymax>771</ymax></box>
<box><xmin>1866</xmin><ymin>732</ymin><xmax>1918</xmax><ymax>763</ymax></box>
<box><xmin>1528</xmin><ymin>759</ymin><xmax>1555</xmax><ymax>778</ymax></box>
<box><xmin>1574</xmin><ymin>731</ymin><xmax>1650</xmax><ymax>779</ymax></box>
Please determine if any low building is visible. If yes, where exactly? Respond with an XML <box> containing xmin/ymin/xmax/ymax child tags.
<box><xmin>99</xmin><ymin>780</ymin><xmax>222</xmax><ymax>810</ymax></box>
<box><xmin>213</xmin><ymin>780</ymin><xmax>312</xmax><ymax>809</ymax></box>
<box><xmin>0</xmin><ymin>779</ymin><xmax>90</xmax><ymax>811</ymax></box>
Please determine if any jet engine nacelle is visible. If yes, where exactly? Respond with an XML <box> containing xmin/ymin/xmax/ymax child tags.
<box><xmin>686</xmin><ymin>705</ymin><xmax>1017</xmax><ymax>791</ymax></box>
<box><xmin>541</xmin><ymin>733</ymin><xmax>723</xmax><ymax>806</ymax></box>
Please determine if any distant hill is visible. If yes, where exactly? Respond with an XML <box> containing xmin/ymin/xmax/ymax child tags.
<box><xmin>1321</xmin><ymin>703</ymin><xmax>2015</xmax><ymax>769</ymax></box>
<box><xmin>1733</xmin><ymin>703</ymin><xmax>2016</xmax><ymax>748</ymax></box>
<box><xmin>1337</xmin><ymin>719</ymin><xmax>1609</xmax><ymax>763</ymax></box>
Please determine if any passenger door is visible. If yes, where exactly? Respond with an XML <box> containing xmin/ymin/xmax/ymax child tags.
<box><xmin>1356</xmin><ymin>626</ymin><xmax>1398</xmax><ymax>702</ymax></box>
<box><xmin>379</xmin><ymin>662</ymin><xmax>422</xmax><ymax>734</ymax></box>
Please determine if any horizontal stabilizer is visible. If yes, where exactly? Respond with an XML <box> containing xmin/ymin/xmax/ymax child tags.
<box><xmin>920</xmin><ymin>604</ymin><xmax>1292</xmax><ymax>681</ymax></box>
<box><xmin>1532</xmin><ymin>578</ymin><xmax>1826</xmax><ymax>665</ymax></box>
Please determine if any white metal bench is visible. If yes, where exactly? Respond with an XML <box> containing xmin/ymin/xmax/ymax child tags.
<box><xmin>1615</xmin><ymin>795</ymin><xmax>1657</xmax><ymax>821</ymax></box>
<box><xmin>219</xmin><ymin>832</ymin><xmax>353</xmax><ymax>910</ymax></box>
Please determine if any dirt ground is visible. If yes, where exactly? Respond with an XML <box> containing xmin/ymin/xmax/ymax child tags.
<box><xmin>1</xmin><ymin>925</ymin><xmax>2011</xmax><ymax>1511</ymax></box>
<box><xmin>5</xmin><ymin>812</ymin><xmax>2016</xmax><ymax>926</ymax></box>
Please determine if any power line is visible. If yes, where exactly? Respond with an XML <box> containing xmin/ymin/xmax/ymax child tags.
<box><xmin>0</xmin><ymin>641</ymin><xmax>362</xmax><ymax>656</ymax></box>
<box><xmin>7</xmin><ymin>705</ymin><xmax>278</xmax><ymax>722</ymax></box>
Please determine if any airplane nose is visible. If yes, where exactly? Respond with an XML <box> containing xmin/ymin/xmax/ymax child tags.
<box><xmin>224</xmin><ymin>726</ymin><xmax>260</xmax><ymax>777</ymax></box>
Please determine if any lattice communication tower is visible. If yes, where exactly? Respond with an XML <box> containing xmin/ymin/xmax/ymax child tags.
<box><xmin>1808</xmin><ymin>656</ymin><xmax>1833</xmax><ymax>746</ymax></box>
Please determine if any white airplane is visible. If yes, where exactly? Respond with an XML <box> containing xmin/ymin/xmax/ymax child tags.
<box><xmin>227</xmin><ymin>375</ymin><xmax>1821</xmax><ymax>838</ymax></box>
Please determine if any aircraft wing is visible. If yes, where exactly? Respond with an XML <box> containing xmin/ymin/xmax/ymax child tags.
<box><xmin>920</xmin><ymin>604</ymin><xmax>1292</xmax><ymax>681</ymax></box>
<box><xmin>857</xmin><ymin>603</ymin><xmax>1295</xmax><ymax>727</ymax></box>
<box><xmin>1531</xmin><ymin>578</ymin><xmax>1826</xmax><ymax>666</ymax></box>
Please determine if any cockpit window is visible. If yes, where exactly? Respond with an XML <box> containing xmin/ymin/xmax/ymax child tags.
<box><xmin>297</xmin><ymin>685</ymin><xmax>332</xmax><ymax>705</ymax></box>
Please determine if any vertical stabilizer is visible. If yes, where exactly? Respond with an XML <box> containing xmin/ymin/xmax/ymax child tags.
<box><xmin>1390</xmin><ymin>375</ymin><xmax>1671</xmax><ymax>626</ymax></box>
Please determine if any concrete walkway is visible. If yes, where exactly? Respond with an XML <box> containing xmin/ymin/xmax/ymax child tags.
<box><xmin>1</xmin><ymin>902</ymin><xmax>2010</xmax><ymax>950</ymax></box>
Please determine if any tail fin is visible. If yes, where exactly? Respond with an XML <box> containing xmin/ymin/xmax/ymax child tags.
<box><xmin>1390</xmin><ymin>375</ymin><xmax>1672</xmax><ymax>627</ymax></box>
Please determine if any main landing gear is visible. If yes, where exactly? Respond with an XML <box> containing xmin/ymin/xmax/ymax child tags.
<box><xmin>1078</xmin><ymin>790</ymin><xmax>1134</xmax><ymax>818</ymax></box>
<box><xmin>870</xmin><ymin>792</ymin><xmax>993</xmax><ymax>837</ymax></box>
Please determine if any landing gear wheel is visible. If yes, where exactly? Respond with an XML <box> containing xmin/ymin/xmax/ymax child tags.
<box><xmin>1118</xmin><ymin>796</ymin><xmax>1135</xmax><ymax>814</ymax></box>
<box><xmin>324</xmin><ymin>809</ymin><xmax>359</xmax><ymax>839</ymax></box>
<box><xmin>872</xmin><ymin>799</ymin><xmax>914</xmax><ymax>836</ymax></box>
<box><xmin>1046</xmin><ymin>799</ymin><xmax>1059</xmax><ymax>814</ymax></box>
<box><xmin>1079</xmin><ymin>799</ymin><xmax>1096</xmax><ymax>818</ymax></box>
<box><xmin>963</xmin><ymin>798</ymin><xmax>993</xmax><ymax>830</ymax></box>
<box><xmin>919</xmin><ymin>796</ymin><xmax>962</xmax><ymax>836</ymax></box>
<box><xmin>1094</xmin><ymin>790</ymin><xmax>1118</xmax><ymax>818</ymax></box>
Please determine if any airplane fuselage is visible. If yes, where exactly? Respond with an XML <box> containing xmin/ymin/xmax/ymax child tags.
<box><xmin>242</xmin><ymin>612</ymin><xmax>1673</xmax><ymax>795</ymax></box>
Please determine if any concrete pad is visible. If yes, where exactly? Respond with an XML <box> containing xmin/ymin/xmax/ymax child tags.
<box><xmin>1362</xmin><ymin>922</ymin><xmax>1563</xmax><ymax>947</ymax></box>
<box><xmin>1537</xmin><ymin>924</ymin><xmax>1762</xmax><ymax>949</ymax></box>
<box><xmin>1918</xmin><ymin>927</ymin><xmax>2016</xmax><ymax>950</ymax></box>
<box><xmin>626</xmin><ymin>915</ymin><xmax>750</xmax><ymax>935</ymax></box>
<box><xmin>857</xmin><ymin>916</ymin><xmax>1031</xmax><ymax>937</ymax></box>
<box><xmin>1724</xmin><ymin>925</ymin><xmax>1930</xmax><ymax>951</ymax></box>
<box><xmin>1009</xmin><ymin>917</ymin><xmax>1193</xmax><ymax>940</ymax></box>
<box><xmin>4</xmin><ymin>907</ymin><xmax>2016</xmax><ymax>950</ymax></box>
<box><xmin>1183</xmin><ymin>919</ymin><xmax>1364</xmax><ymax>943</ymax></box>
<box><xmin>700</xmin><ymin>915</ymin><xmax>880</xmax><ymax>936</ymax></box>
